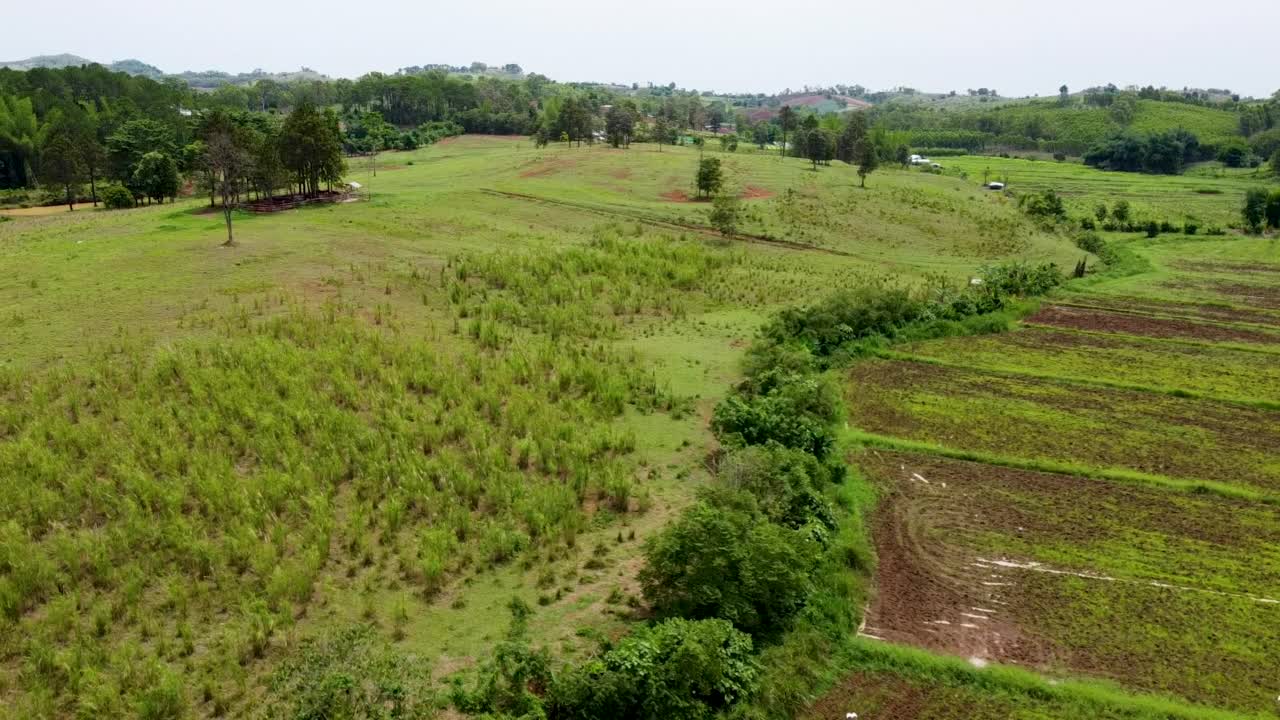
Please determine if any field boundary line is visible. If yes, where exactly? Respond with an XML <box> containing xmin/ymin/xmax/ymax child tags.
<box><xmin>480</xmin><ymin>188</ymin><xmax>858</xmax><ymax>257</ymax></box>
<box><xmin>1020</xmin><ymin>322</ymin><xmax>1280</xmax><ymax>356</ymax></box>
<box><xmin>845</xmin><ymin>430</ymin><xmax>1280</xmax><ymax>506</ymax></box>
<box><xmin>1051</xmin><ymin>299</ymin><xmax>1280</xmax><ymax>335</ymax></box>
<box><xmin>871</xmin><ymin>349</ymin><xmax>1280</xmax><ymax>412</ymax></box>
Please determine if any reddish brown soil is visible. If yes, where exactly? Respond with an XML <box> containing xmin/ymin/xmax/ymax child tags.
<box><xmin>610</xmin><ymin>168</ymin><xmax>632</xmax><ymax>180</ymax></box>
<box><xmin>659</xmin><ymin>189</ymin><xmax>690</xmax><ymax>202</ymax></box>
<box><xmin>740</xmin><ymin>185</ymin><xmax>774</xmax><ymax>200</ymax></box>
<box><xmin>1027</xmin><ymin>305</ymin><xmax>1280</xmax><ymax>344</ymax></box>
<box><xmin>1161</xmin><ymin>279</ymin><xmax>1280</xmax><ymax>310</ymax></box>
<box><xmin>861</xmin><ymin>452</ymin><xmax>1052</xmax><ymax>666</ymax></box>
<box><xmin>855</xmin><ymin>450</ymin><xmax>1280</xmax><ymax>709</ymax></box>
<box><xmin>1061</xmin><ymin>297</ymin><xmax>1280</xmax><ymax>327</ymax></box>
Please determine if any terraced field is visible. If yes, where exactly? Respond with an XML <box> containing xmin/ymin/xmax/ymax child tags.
<box><xmin>820</xmin><ymin>235</ymin><xmax>1280</xmax><ymax>717</ymax></box>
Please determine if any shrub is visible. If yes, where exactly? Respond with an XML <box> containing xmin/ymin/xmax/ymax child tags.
<box><xmin>708</xmin><ymin>193</ymin><xmax>741</xmax><ymax>236</ymax></box>
<box><xmin>548</xmin><ymin>618</ymin><xmax>757</xmax><ymax>720</ymax></box>
<box><xmin>1074</xmin><ymin>231</ymin><xmax>1106</xmax><ymax>255</ymax></box>
<box><xmin>1079</xmin><ymin>217</ymin><xmax>1095</xmax><ymax>230</ymax></box>
<box><xmin>711</xmin><ymin>373</ymin><xmax>843</xmax><ymax>459</ymax></box>
<box><xmin>638</xmin><ymin>502</ymin><xmax>819</xmax><ymax>637</ymax></box>
<box><xmin>1183</xmin><ymin>221</ymin><xmax>1199</xmax><ymax>235</ymax></box>
<box><xmin>101</xmin><ymin>183</ymin><xmax>135</xmax><ymax>210</ymax></box>
<box><xmin>1019</xmin><ymin>188</ymin><xmax>1066</xmax><ymax>222</ymax></box>
<box><xmin>1218</xmin><ymin>138</ymin><xmax>1252</xmax><ymax>168</ymax></box>
<box><xmin>696</xmin><ymin>157</ymin><xmax>723</xmax><ymax>198</ymax></box>
<box><xmin>1242</xmin><ymin>188</ymin><xmax>1269</xmax><ymax>234</ymax></box>
<box><xmin>1266</xmin><ymin>189</ymin><xmax>1280</xmax><ymax>230</ymax></box>
<box><xmin>716</xmin><ymin>443</ymin><xmax>839</xmax><ymax>532</ymax></box>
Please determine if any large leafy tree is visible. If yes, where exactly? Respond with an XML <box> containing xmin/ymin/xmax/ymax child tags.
<box><xmin>279</xmin><ymin>102</ymin><xmax>345</xmax><ymax>197</ymax></box>
<box><xmin>605</xmin><ymin>101</ymin><xmax>637</xmax><ymax>148</ymax></box>
<box><xmin>38</xmin><ymin>112</ymin><xmax>87</xmax><ymax>210</ymax></box>
<box><xmin>549</xmin><ymin>618</ymin><xmax>757</xmax><ymax>720</ymax></box>
<box><xmin>638</xmin><ymin>502</ymin><xmax>818</xmax><ymax>637</ymax></box>
<box><xmin>695</xmin><ymin>157</ymin><xmax>723</xmax><ymax>198</ymax></box>
<box><xmin>854</xmin><ymin>136</ymin><xmax>879</xmax><ymax>187</ymax></box>
<box><xmin>132</xmin><ymin>151</ymin><xmax>179</xmax><ymax>205</ymax></box>
<box><xmin>777</xmin><ymin>105</ymin><xmax>795</xmax><ymax>157</ymax></box>
<box><xmin>107</xmin><ymin>118</ymin><xmax>176</xmax><ymax>195</ymax></box>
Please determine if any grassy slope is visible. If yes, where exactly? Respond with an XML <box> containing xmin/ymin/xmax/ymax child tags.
<box><xmin>0</xmin><ymin>137</ymin><xmax>1081</xmax><ymax>718</ymax></box>
<box><xmin>941</xmin><ymin>155</ymin><xmax>1278</xmax><ymax>227</ymax></box>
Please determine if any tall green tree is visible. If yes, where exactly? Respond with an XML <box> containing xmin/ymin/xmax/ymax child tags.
<box><xmin>38</xmin><ymin>114</ymin><xmax>87</xmax><ymax>211</ymax></box>
<box><xmin>696</xmin><ymin>156</ymin><xmax>723</xmax><ymax>198</ymax></box>
<box><xmin>854</xmin><ymin>137</ymin><xmax>879</xmax><ymax>188</ymax></box>
<box><xmin>778</xmin><ymin>105</ymin><xmax>795</xmax><ymax>158</ymax></box>
<box><xmin>202</xmin><ymin>110</ymin><xmax>257</xmax><ymax>246</ymax></box>
<box><xmin>132</xmin><ymin>151</ymin><xmax>179</xmax><ymax>205</ymax></box>
<box><xmin>604</xmin><ymin>101</ymin><xmax>637</xmax><ymax>148</ymax></box>
<box><xmin>836</xmin><ymin>113</ymin><xmax>866</xmax><ymax>163</ymax></box>
<box><xmin>280</xmin><ymin>102</ymin><xmax>345</xmax><ymax>197</ymax></box>
<box><xmin>107</xmin><ymin>119</ymin><xmax>176</xmax><ymax>195</ymax></box>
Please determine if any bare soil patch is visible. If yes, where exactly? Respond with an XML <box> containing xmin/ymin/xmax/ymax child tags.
<box><xmin>861</xmin><ymin>452</ymin><xmax>1053</xmax><ymax>666</ymax></box>
<box><xmin>1162</xmin><ymin>279</ymin><xmax>1280</xmax><ymax>310</ymax></box>
<box><xmin>610</xmin><ymin>168</ymin><xmax>632</xmax><ymax>180</ymax></box>
<box><xmin>857</xmin><ymin>450</ymin><xmax>1280</xmax><ymax>707</ymax></box>
<box><xmin>1027</xmin><ymin>304</ymin><xmax>1280</xmax><ymax>344</ymax></box>
<box><xmin>1060</xmin><ymin>296</ymin><xmax>1280</xmax><ymax>327</ymax></box>
<box><xmin>740</xmin><ymin>185</ymin><xmax>774</xmax><ymax>200</ymax></box>
<box><xmin>659</xmin><ymin>189</ymin><xmax>690</xmax><ymax>202</ymax></box>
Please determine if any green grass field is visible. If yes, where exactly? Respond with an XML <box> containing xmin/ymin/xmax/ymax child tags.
<box><xmin>0</xmin><ymin>137</ymin><xmax>1092</xmax><ymax>719</ymax></box>
<box><xmin>942</xmin><ymin>155</ymin><xmax>1278</xmax><ymax>227</ymax></box>
<box><xmin>2</xmin><ymin>134</ymin><xmax>1277</xmax><ymax>719</ymax></box>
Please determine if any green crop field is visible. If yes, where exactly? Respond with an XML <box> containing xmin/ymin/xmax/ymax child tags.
<box><xmin>3</xmin><ymin>127</ymin><xmax>1279</xmax><ymax>720</ymax></box>
<box><xmin>941</xmin><ymin>155</ymin><xmax>1278</xmax><ymax>227</ymax></box>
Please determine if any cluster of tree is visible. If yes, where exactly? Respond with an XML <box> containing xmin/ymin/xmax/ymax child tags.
<box><xmin>339</xmin><ymin>110</ymin><xmax>464</xmax><ymax>154</ymax></box>
<box><xmin>194</xmin><ymin>104</ymin><xmax>345</xmax><ymax>244</ymax></box>
<box><xmin>1083</xmin><ymin>129</ymin><xmax>1205</xmax><ymax>174</ymax></box>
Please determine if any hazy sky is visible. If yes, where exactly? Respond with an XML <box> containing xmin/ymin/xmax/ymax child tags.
<box><xmin>7</xmin><ymin>0</ymin><xmax>1279</xmax><ymax>98</ymax></box>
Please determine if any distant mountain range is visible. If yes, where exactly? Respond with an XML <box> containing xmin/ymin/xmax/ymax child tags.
<box><xmin>0</xmin><ymin>53</ymin><xmax>330</xmax><ymax>89</ymax></box>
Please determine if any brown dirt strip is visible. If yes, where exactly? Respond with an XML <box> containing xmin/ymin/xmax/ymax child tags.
<box><xmin>860</xmin><ymin>452</ymin><xmax>1054</xmax><ymax>667</ymax></box>
<box><xmin>740</xmin><ymin>185</ymin><xmax>774</xmax><ymax>200</ymax></box>
<box><xmin>481</xmin><ymin>189</ymin><xmax>855</xmax><ymax>257</ymax></box>
<box><xmin>1055</xmin><ymin>296</ymin><xmax>1280</xmax><ymax>329</ymax></box>
<box><xmin>1161</xmin><ymin>279</ymin><xmax>1280</xmax><ymax>310</ymax></box>
<box><xmin>1026</xmin><ymin>304</ymin><xmax>1280</xmax><ymax>344</ymax></box>
<box><xmin>857</xmin><ymin>450</ymin><xmax>1280</xmax><ymax>706</ymax></box>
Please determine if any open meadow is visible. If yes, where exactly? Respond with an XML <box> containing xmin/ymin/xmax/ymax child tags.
<box><xmin>2</xmin><ymin>130</ymin><xmax>1279</xmax><ymax>720</ymax></box>
<box><xmin>0</xmin><ymin>136</ymin><xmax>1089</xmax><ymax>718</ymax></box>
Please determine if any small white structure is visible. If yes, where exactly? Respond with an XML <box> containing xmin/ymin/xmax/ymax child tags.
<box><xmin>986</xmin><ymin>181</ymin><xmax>1006</xmax><ymax>190</ymax></box>
<box><xmin>909</xmin><ymin>154</ymin><xmax>931</xmax><ymax>166</ymax></box>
